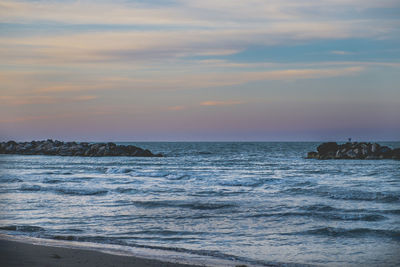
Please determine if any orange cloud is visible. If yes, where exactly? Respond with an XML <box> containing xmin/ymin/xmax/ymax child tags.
<box><xmin>167</xmin><ymin>105</ymin><xmax>186</xmax><ymax>111</ymax></box>
<box><xmin>73</xmin><ymin>95</ymin><xmax>97</xmax><ymax>101</ymax></box>
<box><xmin>200</xmin><ymin>100</ymin><xmax>243</xmax><ymax>106</ymax></box>
<box><xmin>0</xmin><ymin>95</ymin><xmax>97</xmax><ymax>106</ymax></box>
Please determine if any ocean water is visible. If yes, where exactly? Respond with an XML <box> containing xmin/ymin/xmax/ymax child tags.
<box><xmin>0</xmin><ymin>142</ymin><xmax>399</xmax><ymax>266</ymax></box>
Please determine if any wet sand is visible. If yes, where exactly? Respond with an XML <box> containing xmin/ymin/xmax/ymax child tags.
<box><xmin>0</xmin><ymin>238</ymin><xmax>205</xmax><ymax>267</ymax></box>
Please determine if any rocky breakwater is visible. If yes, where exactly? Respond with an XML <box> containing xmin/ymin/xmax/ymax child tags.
<box><xmin>0</xmin><ymin>140</ymin><xmax>162</xmax><ymax>157</ymax></box>
<box><xmin>307</xmin><ymin>142</ymin><xmax>400</xmax><ymax>160</ymax></box>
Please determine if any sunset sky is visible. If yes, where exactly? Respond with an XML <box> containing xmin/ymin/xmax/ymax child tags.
<box><xmin>1</xmin><ymin>0</ymin><xmax>399</xmax><ymax>141</ymax></box>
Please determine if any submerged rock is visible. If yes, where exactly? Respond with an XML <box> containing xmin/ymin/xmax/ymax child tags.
<box><xmin>307</xmin><ymin>142</ymin><xmax>399</xmax><ymax>160</ymax></box>
<box><xmin>0</xmin><ymin>140</ymin><xmax>162</xmax><ymax>157</ymax></box>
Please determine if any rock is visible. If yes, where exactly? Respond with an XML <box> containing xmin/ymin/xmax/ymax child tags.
<box><xmin>392</xmin><ymin>148</ymin><xmax>400</xmax><ymax>160</ymax></box>
<box><xmin>0</xmin><ymin>140</ymin><xmax>162</xmax><ymax>157</ymax></box>
<box><xmin>307</xmin><ymin>151</ymin><xmax>318</xmax><ymax>159</ymax></box>
<box><xmin>371</xmin><ymin>143</ymin><xmax>379</xmax><ymax>153</ymax></box>
<box><xmin>378</xmin><ymin>146</ymin><xmax>392</xmax><ymax>159</ymax></box>
<box><xmin>7</xmin><ymin>140</ymin><xmax>17</xmax><ymax>146</ymax></box>
<box><xmin>307</xmin><ymin>142</ymin><xmax>399</xmax><ymax>160</ymax></box>
<box><xmin>346</xmin><ymin>150</ymin><xmax>357</xmax><ymax>159</ymax></box>
<box><xmin>335</xmin><ymin>150</ymin><xmax>343</xmax><ymax>158</ymax></box>
<box><xmin>142</xmin><ymin>149</ymin><xmax>154</xmax><ymax>157</ymax></box>
<box><xmin>317</xmin><ymin>142</ymin><xmax>338</xmax><ymax>155</ymax></box>
<box><xmin>361</xmin><ymin>147</ymin><xmax>368</xmax><ymax>157</ymax></box>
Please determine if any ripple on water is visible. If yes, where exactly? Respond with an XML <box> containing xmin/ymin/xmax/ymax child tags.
<box><xmin>295</xmin><ymin>227</ymin><xmax>400</xmax><ymax>240</ymax></box>
<box><xmin>18</xmin><ymin>184</ymin><xmax>108</xmax><ymax>196</ymax></box>
<box><xmin>130</xmin><ymin>200</ymin><xmax>238</xmax><ymax>210</ymax></box>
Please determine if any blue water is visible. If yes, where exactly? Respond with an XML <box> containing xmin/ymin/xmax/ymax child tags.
<box><xmin>0</xmin><ymin>142</ymin><xmax>399</xmax><ymax>266</ymax></box>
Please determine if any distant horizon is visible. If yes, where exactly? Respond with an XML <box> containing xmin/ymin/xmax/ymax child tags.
<box><xmin>2</xmin><ymin>138</ymin><xmax>399</xmax><ymax>143</ymax></box>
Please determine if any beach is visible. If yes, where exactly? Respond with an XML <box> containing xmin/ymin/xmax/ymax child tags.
<box><xmin>0</xmin><ymin>238</ymin><xmax>203</xmax><ymax>267</ymax></box>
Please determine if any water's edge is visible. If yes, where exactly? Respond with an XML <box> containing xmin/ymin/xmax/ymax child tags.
<box><xmin>0</xmin><ymin>233</ymin><xmax>309</xmax><ymax>267</ymax></box>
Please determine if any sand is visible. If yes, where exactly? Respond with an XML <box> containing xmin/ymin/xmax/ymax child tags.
<box><xmin>0</xmin><ymin>238</ymin><xmax>206</xmax><ymax>267</ymax></box>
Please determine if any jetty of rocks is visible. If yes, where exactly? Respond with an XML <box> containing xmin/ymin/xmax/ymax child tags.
<box><xmin>307</xmin><ymin>142</ymin><xmax>400</xmax><ymax>160</ymax></box>
<box><xmin>0</xmin><ymin>140</ymin><xmax>162</xmax><ymax>157</ymax></box>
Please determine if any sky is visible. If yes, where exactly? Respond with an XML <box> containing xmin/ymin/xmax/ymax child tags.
<box><xmin>1</xmin><ymin>0</ymin><xmax>400</xmax><ymax>141</ymax></box>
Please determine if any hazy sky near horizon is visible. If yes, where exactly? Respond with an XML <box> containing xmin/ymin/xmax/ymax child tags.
<box><xmin>1</xmin><ymin>0</ymin><xmax>400</xmax><ymax>141</ymax></box>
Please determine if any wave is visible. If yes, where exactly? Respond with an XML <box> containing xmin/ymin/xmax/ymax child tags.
<box><xmin>189</xmin><ymin>189</ymin><xmax>246</xmax><ymax>197</ymax></box>
<box><xmin>106</xmin><ymin>167</ymin><xmax>134</xmax><ymax>174</ymax></box>
<box><xmin>55</xmin><ymin>188</ymin><xmax>108</xmax><ymax>196</ymax></box>
<box><xmin>196</xmin><ymin>151</ymin><xmax>213</xmax><ymax>155</ymax></box>
<box><xmin>42</xmin><ymin>177</ymin><xmax>94</xmax><ymax>184</ymax></box>
<box><xmin>42</xmin><ymin>178</ymin><xmax>63</xmax><ymax>184</ymax></box>
<box><xmin>37</xmin><ymin>171</ymin><xmax>73</xmax><ymax>175</ymax></box>
<box><xmin>165</xmin><ymin>174</ymin><xmax>190</xmax><ymax>180</ymax></box>
<box><xmin>250</xmin><ymin>211</ymin><xmax>386</xmax><ymax>222</ymax></box>
<box><xmin>53</xmin><ymin>235</ymin><xmax>77</xmax><ymax>241</ymax></box>
<box><xmin>136</xmin><ymin>171</ymin><xmax>170</xmax><ymax>178</ymax></box>
<box><xmin>327</xmin><ymin>190</ymin><xmax>400</xmax><ymax>203</ymax></box>
<box><xmin>0</xmin><ymin>225</ymin><xmax>44</xmax><ymax>232</ymax></box>
<box><xmin>131</xmin><ymin>200</ymin><xmax>237</xmax><ymax>210</ymax></box>
<box><xmin>326</xmin><ymin>213</ymin><xmax>386</xmax><ymax>221</ymax></box>
<box><xmin>52</xmin><ymin>235</ymin><xmax>197</xmax><ymax>244</ymax></box>
<box><xmin>0</xmin><ymin>177</ymin><xmax>23</xmax><ymax>183</ymax></box>
<box><xmin>284</xmin><ymin>186</ymin><xmax>400</xmax><ymax>203</ymax></box>
<box><xmin>302</xmin><ymin>204</ymin><xmax>400</xmax><ymax>216</ymax></box>
<box><xmin>218</xmin><ymin>178</ymin><xmax>267</xmax><ymax>187</ymax></box>
<box><xmin>295</xmin><ymin>227</ymin><xmax>400</xmax><ymax>240</ymax></box>
<box><xmin>381</xmin><ymin>209</ymin><xmax>400</xmax><ymax>215</ymax></box>
<box><xmin>51</xmin><ymin>235</ymin><xmax>120</xmax><ymax>244</ymax></box>
<box><xmin>19</xmin><ymin>184</ymin><xmax>108</xmax><ymax>196</ymax></box>
<box><xmin>115</xmin><ymin>187</ymin><xmax>139</xmax><ymax>194</ymax></box>
<box><xmin>46</xmin><ymin>234</ymin><xmax>282</xmax><ymax>267</ymax></box>
<box><xmin>302</xmin><ymin>204</ymin><xmax>337</xmax><ymax>212</ymax></box>
<box><xmin>20</xmin><ymin>184</ymin><xmax>42</xmax><ymax>191</ymax></box>
<box><xmin>107</xmin><ymin>168</ymin><xmax>174</xmax><ymax>178</ymax></box>
<box><xmin>113</xmin><ymin>169</ymin><xmax>191</xmax><ymax>180</ymax></box>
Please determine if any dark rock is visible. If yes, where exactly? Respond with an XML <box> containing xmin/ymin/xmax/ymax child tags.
<box><xmin>346</xmin><ymin>150</ymin><xmax>357</xmax><ymax>159</ymax></box>
<box><xmin>371</xmin><ymin>143</ymin><xmax>380</xmax><ymax>154</ymax></box>
<box><xmin>307</xmin><ymin>151</ymin><xmax>318</xmax><ymax>159</ymax></box>
<box><xmin>317</xmin><ymin>142</ymin><xmax>338</xmax><ymax>155</ymax></box>
<box><xmin>307</xmin><ymin>142</ymin><xmax>399</xmax><ymax>160</ymax></box>
<box><xmin>0</xmin><ymin>140</ymin><xmax>162</xmax><ymax>157</ymax></box>
<box><xmin>378</xmin><ymin>146</ymin><xmax>392</xmax><ymax>159</ymax></box>
<box><xmin>392</xmin><ymin>148</ymin><xmax>400</xmax><ymax>160</ymax></box>
<box><xmin>7</xmin><ymin>140</ymin><xmax>17</xmax><ymax>146</ymax></box>
<box><xmin>54</xmin><ymin>140</ymin><xmax>63</xmax><ymax>146</ymax></box>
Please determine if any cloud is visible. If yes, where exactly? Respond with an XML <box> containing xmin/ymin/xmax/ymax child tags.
<box><xmin>200</xmin><ymin>100</ymin><xmax>243</xmax><ymax>106</ymax></box>
<box><xmin>1</xmin><ymin>0</ymin><xmax>398</xmax><ymax>67</ymax></box>
<box><xmin>0</xmin><ymin>66</ymin><xmax>367</xmax><ymax>103</ymax></box>
<box><xmin>1</xmin><ymin>18</ymin><xmax>395</xmax><ymax>68</ymax></box>
<box><xmin>331</xmin><ymin>50</ymin><xmax>354</xmax><ymax>55</ymax></box>
<box><xmin>0</xmin><ymin>95</ymin><xmax>98</xmax><ymax>106</ymax></box>
<box><xmin>73</xmin><ymin>95</ymin><xmax>98</xmax><ymax>101</ymax></box>
<box><xmin>167</xmin><ymin>105</ymin><xmax>186</xmax><ymax>111</ymax></box>
<box><xmin>183</xmin><ymin>67</ymin><xmax>365</xmax><ymax>89</ymax></box>
<box><xmin>1</xmin><ymin>0</ymin><xmax>399</xmax><ymax>27</ymax></box>
<box><xmin>35</xmin><ymin>85</ymin><xmax>108</xmax><ymax>94</ymax></box>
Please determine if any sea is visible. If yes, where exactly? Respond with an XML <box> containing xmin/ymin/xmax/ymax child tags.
<box><xmin>0</xmin><ymin>142</ymin><xmax>399</xmax><ymax>266</ymax></box>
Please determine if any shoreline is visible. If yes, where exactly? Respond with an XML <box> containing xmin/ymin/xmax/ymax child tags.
<box><xmin>0</xmin><ymin>238</ymin><xmax>198</xmax><ymax>267</ymax></box>
<box><xmin>0</xmin><ymin>234</ymin><xmax>262</xmax><ymax>267</ymax></box>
